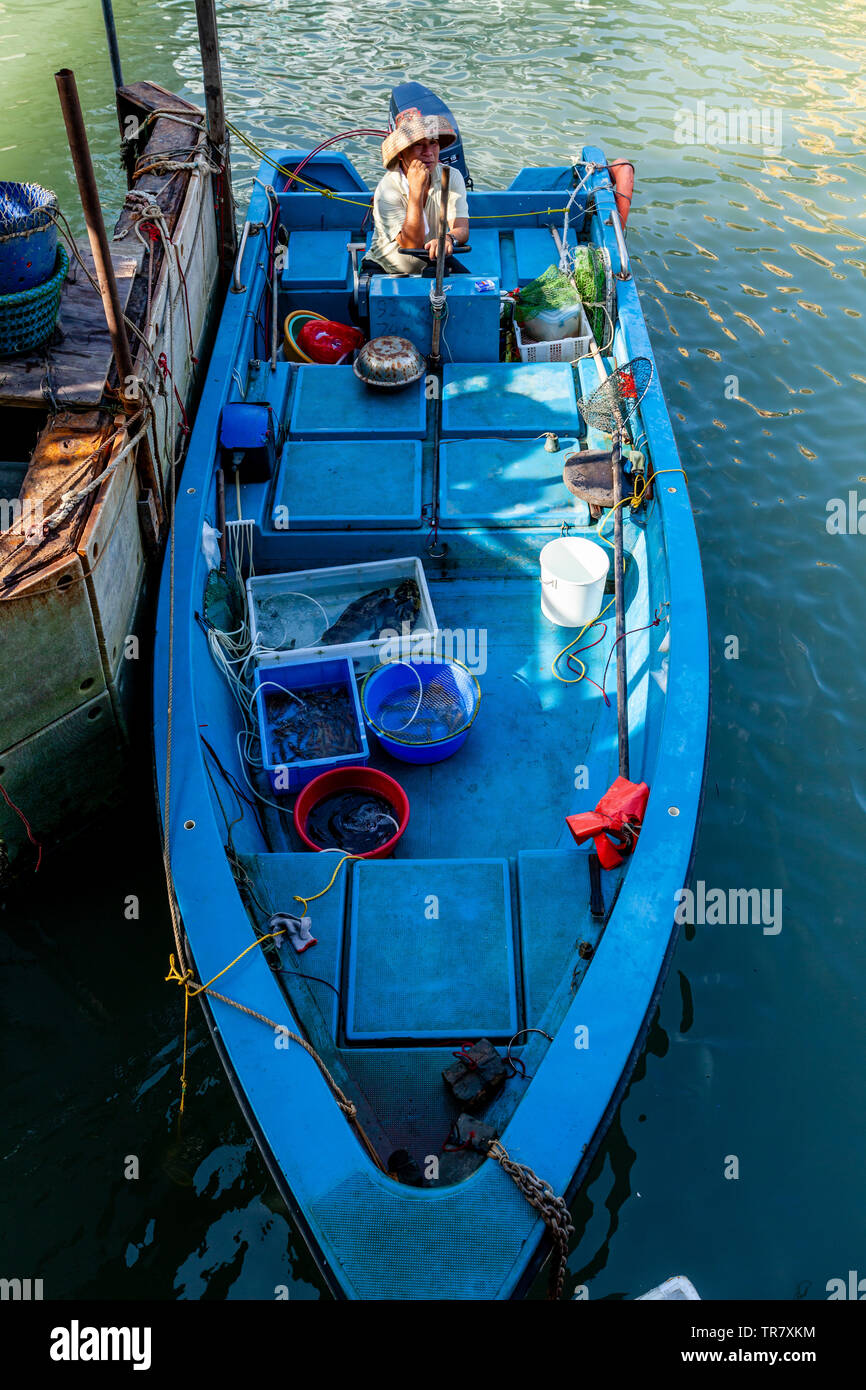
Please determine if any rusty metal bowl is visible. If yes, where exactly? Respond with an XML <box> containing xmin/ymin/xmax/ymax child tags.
<box><xmin>353</xmin><ymin>335</ymin><xmax>425</xmax><ymax>390</ymax></box>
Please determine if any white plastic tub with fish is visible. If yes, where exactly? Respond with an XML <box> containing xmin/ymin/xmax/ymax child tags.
<box><xmin>248</xmin><ymin>557</ymin><xmax>440</xmax><ymax>668</ymax></box>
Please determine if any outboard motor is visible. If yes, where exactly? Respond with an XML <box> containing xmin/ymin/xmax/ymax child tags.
<box><xmin>388</xmin><ymin>81</ymin><xmax>472</xmax><ymax>187</ymax></box>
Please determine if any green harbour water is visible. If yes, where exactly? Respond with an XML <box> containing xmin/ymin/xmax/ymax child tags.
<box><xmin>1</xmin><ymin>0</ymin><xmax>865</xmax><ymax>1301</ymax></box>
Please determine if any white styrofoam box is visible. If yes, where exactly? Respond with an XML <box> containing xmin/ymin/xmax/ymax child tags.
<box><xmin>247</xmin><ymin>556</ymin><xmax>440</xmax><ymax>669</ymax></box>
<box><xmin>522</xmin><ymin>299</ymin><xmax>586</xmax><ymax>341</ymax></box>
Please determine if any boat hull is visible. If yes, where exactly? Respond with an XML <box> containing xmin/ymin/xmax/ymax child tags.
<box><xmin>153</xmin><ymin>142</ymin><xmax>710</xmax><ymax>1299</ymax></box>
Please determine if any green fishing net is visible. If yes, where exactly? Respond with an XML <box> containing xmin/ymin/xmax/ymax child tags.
<box><xmin>514</xmin><ymin>248</ymin><xmax>609</xmax><ymax>345</ymax></box>
<box><xmin>513</xmin><ymin>264</ymin><xmax>580</xmax><ymax>326</ymax></box>
<box><xmin>204</xmin><ymin>568</ymin><xmax>243</xmax><ymax>635</ymax></box>
<box><xmin>570</xmin><ymin>245</ymin><xmax>608</xmax><ymax>345</ymax></box>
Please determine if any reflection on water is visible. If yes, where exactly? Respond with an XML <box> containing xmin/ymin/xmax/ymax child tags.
<box><xmin>2</xmin><ymin>0</ymin><xmax>865</xmax><ymax>1303</ymax></box>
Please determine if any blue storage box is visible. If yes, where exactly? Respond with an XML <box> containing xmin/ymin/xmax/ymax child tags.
<box><xmin>369</xmin><ymin>274</ymin><xmax>501</xmax><ymax>363</ymax></box>
<box><xmin>345</xmin><ymin>858</ymin><xmax>518</xmax><ymax>1043</ymax></box>
<box><xmin>253</xmin><ymin>657</ymin><xmax>369</xmax><ymax>793</ymax></box>
<box><xmin>280</xmin><ymin>229</ymin><xmax>353</xmax><ymax>291</ymax></box>
<box><xmin>279</xmin><ymin>228</ymin><xmax>354</xmax><ymax>322</ymax></box>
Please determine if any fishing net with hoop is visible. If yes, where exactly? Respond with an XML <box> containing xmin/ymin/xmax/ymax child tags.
<box><xmin>576</xmin><ymin>357</ymin><xmax>654</xmax><ymax>437</ymax></box>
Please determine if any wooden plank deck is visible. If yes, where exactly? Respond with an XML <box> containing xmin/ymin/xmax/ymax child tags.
<box><xmin>0</xmin><ymin>240</ymin><xmax>142</xmax><ymax>410</ymax></box>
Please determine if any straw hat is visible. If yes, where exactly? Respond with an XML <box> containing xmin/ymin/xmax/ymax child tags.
<box><xmin>381</xmin><ymin>108</ymin><xmax>457</xmax><ymax>170</ymax></box>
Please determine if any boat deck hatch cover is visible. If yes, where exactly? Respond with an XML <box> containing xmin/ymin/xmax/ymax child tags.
<box><xmin>288</xmin><ymin>364</ymin><xmax>427</xmax><ymax>439</ymax></box>
<box><xmin>441</xmin><ymin>363</ymin><xmax>580</xmax><ymax>437</ymax></box>
<box><xmin>281</xmin><ymin>229</ymin><xmax>351</xmax><ymax>290</ymax></box>
<box><xmin>513</xmin><ymin>227</ymin><xmax>577</xmax><ymax>285</ymax></box>
<box><xmin>440</xmin><ymin>435</ymin><xmax>588</xmax><ymax>527</ymax></box>
<box><xmin>344</xmin><ymin>858</ymin><xmax>518</xmax><ymax>1044</ymax></box>
<box><xmin>272</xmin><ymin>439</ymin><xmax>423</xmax><ymax>529</ymax></box>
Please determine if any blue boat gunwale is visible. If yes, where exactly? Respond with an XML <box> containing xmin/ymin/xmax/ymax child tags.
<box><xmin>153</xmin><ymin>146</ymin><xmax>710</xmax><ymax>1299</ymax></box>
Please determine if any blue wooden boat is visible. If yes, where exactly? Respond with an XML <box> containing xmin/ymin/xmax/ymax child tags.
<box><xmin>154</xmin><ymin>90</ymin><xmax>709</xmax><ymax>1300</ymax></box>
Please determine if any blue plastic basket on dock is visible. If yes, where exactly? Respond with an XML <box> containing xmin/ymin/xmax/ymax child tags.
<box><xmin>0</xmin><ymin>182</ymin><xmax>59</xmax><ymax>295</ymax></box>
<box><xmin>0</xmin><ymin>244</ymin><xmax>68</xmax><ymax>358</ymax></box>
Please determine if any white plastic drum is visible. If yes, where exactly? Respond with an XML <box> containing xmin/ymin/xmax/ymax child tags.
<box><xmin>539</xmin><ymin>537</ymin><xmax>610</xmax><ymax>628</ymax></box>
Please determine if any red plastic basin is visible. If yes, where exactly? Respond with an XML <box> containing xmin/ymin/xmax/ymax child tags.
<box><xmin>293</xmin><ymin>766</ymin><xmax>410</xmax><ymax>859</ymax></box>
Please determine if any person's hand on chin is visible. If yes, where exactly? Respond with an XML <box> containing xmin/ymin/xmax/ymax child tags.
<box><xmin>405</xmin><ymin>158</ymin><xmax>431</xmax><ymax>201</ymax></box>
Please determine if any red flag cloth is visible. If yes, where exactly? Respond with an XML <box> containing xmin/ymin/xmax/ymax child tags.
<box><xmin>566</xmin><ymin>776</ymin><xmax>650</xmax><ymax>869</ymax></box>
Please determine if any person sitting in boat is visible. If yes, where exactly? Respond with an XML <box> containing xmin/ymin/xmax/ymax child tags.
<box><xmin>363</xmin><ymin>109</ymin><xmax>470</xmax><ymax>277</ymax></box>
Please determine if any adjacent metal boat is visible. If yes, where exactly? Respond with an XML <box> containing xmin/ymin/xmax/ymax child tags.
<box><xmin>154</xmin><ymin>91</ymin><xmax>709</xmax><ymax>1300</ymax></box>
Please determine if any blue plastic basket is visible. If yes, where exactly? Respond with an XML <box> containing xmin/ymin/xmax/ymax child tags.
<box><xmin>360</xmin><ymin>658</ymin><xmax>481</xmax><ymax>764</ymax></box>
<box><xmin>0</xmin><ymin>244</ymin><xmax>68</xmax><ymax>358</ymax></box>
<box><xmin>0</xmin><ymin>182</ymin><xmax>59</xmax><ymax>295</ymax></box>
<box><xmin>253</xmin><ymin>657</ymin><xmax>369</xmax><ymax>793</ymax></box>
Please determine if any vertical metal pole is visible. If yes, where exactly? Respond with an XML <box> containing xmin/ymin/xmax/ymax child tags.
<box><xmin>100</xmin><ymin>0</ymin><xmax>124</xmax><ymax>91</ymax></box>
<box><xmin>587</xmin><ymin>337</ymin><xmax>629</xmax><ymax>777</ymax></box>
<box><xmin>429</xmin><ymin>165</ymin><xmax>450</xmax><ymax>365</ymax></box>
<box><xmin>611</xmin><ymin>428</ymin><xmax>629</xmax><ymax>780</ymax></box>
<box><xmin>55</xmin><ymin>68</ymin><xmax>164</xmax><ymax>527</ymax></box>
<box><xmin>194</xmin><ymin>0</ymin><xmax>238</xmax><ymax>282</ymax></box>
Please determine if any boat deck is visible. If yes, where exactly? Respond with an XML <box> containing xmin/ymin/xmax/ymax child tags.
<box><xmin>198</xmin><ymin>229</ymin><xmax>665</xmax><ymax>1174</ymax></box>
<box><xmin>235</xmin><ymin>568</ymin><xmax>645</xmax><ymax>1169</ymax></box>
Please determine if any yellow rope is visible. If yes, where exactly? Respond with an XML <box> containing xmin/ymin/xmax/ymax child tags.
<box><xmin>593</xmin><ymin>466</ymin><xmax>692</xmax><ymax>553</ymax></box>
<box><xmin>551</xmin><ymin>467</ymin><xmax>689</xmax><ymax>683</ymax></box>
<box><xmin>551</xmin><ymin>596</ymin><xmax>615</xmax><ymax>684</ymax></box>
<box><xmin>164</xmin><ymin>923</ymin><xmax>294</xmax><ymax>1116</ymax></box>
<box><xmin>163</xmin><ymin>853</ymin><xmax>358</xmax><ymax>1119</ymax></box>
<box><xmin>165</xmin><ymin>952</ymin><xmax>358</xmax><ymax>1119</ymax></box>
<box><xmin>225</xmin><ymin>118</ymin><xmax>572</xmax><ymax>221</ymax></box>
<box><xmin>226</xmin><ymin>121</ymin><xmax>371</xmax><ymax>206</ymax></box>
<box><xmin>293</xmin><ymin>852</ymin><xmax>361</xmax><ymax>915</ymax></box>
<box><xmin>628</xmin><ymin>466</ymin><xmax>690</xmax><ymax>511</ymax></box>
<box><xmin>183</xmin><ymin>927</ymin><xmax>287</xmax><ymax>998</ymax></box>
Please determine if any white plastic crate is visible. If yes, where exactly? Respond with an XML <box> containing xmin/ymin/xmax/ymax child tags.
<box><xmin>247</xmin><ymin>556</ymin><xmax>440</xmax><ymax>669</ymax></box>
<box><xmin>513</xmin><ymin>308</ymin><xmax>593</xmax><ymax>364</ymax></box>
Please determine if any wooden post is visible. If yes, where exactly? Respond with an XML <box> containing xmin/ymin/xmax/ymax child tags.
<box><xmin>194</xmin><ymin>0</ymin><xmax>238</xmax><ymax>283</ymax></box>
<box><xmin>55</xmin><ymin>68</ymin><xmax>164</xmax><ymax>534</ymax></box>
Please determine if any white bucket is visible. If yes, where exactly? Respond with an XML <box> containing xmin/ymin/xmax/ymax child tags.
<box><xmin>539</xmin><ymin>537</ymin><xmax>610</xmax><ymax>628</ymax></box>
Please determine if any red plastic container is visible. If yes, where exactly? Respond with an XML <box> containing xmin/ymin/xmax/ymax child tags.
<box><xmin>296</xmin><ymin>318</ymin><xmax>364</xmax><ymax>364</ymax></box>
<box><xmin>294</xmin><ymin>766</ymin><xmax>410</xmax><ymax>859</ymax></box>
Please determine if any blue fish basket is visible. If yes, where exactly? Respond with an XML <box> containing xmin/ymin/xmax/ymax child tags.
<box><xmin>0</xmin><ymin>182</ymin><xmax>59</xmax><ymax>295</ymax></box>
<box><xmin>0</xmin><ymin>244</ymin><xmax>68</xmax><ymax>358</ymax></box>
<box><xmin>360</xmin><ymin>658</ymin><xmax>481</xmax><ymax>764</ymax></box>
<box><xmin>253</xmin><ymin>657</ymin><xmax>369</xmax><ymax>793</ymax></box>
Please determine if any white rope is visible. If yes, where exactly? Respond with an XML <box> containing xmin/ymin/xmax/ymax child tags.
<box><xmin>561</xmin><ymin>163</ymin><xmax>598</xmax><ymax>265</ymax></box>
<box><xmin>135</xmin><ymin>149</ymin><xmax>223</xmax><ymax>179</ymax></box>
<box><xmin>43</xmin><ymin>422</ymin><xmax>149</xmax><ymax>532</ymax></box>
